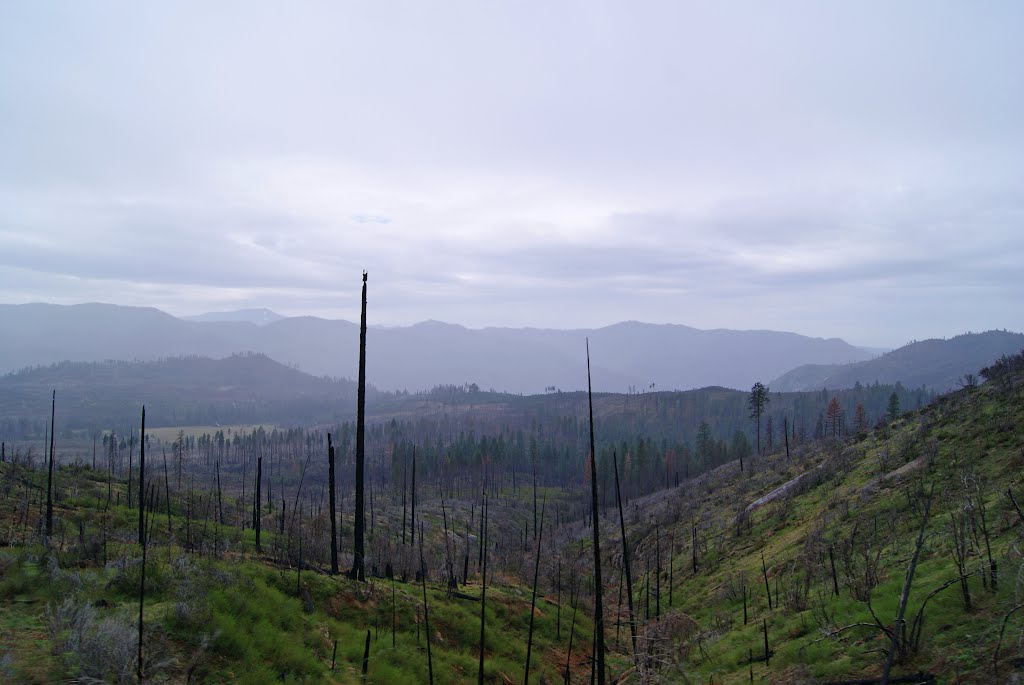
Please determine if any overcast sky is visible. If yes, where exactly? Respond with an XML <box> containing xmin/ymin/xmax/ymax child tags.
<box><xmin>1</xmin><ymin>2</ymin><xmax>1022</xmax><ymax>348</ymax></box>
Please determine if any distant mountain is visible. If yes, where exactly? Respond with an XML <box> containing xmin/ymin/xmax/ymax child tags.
<box><xmin>183</xmin><ymin>308</ymin><xmax>284</xmax><ymax>325</ymax></box>
<box><xmin>0</xmin><ymin>353</ymin><xmax>363</xmax><ymax>429</ymax></box>
<box><xmin>770</xmin><ymin>330</ymin><xmax>1024</xmax><ymax>392</ymax></box>
<box><xmin>0</xmin><ymin>303</ymin><xmax>875</xmax><ymax>393</ymax></box>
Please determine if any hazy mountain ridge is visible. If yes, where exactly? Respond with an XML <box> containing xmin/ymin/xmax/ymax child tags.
<box><xmin>183</xmin><ymin>308</ymin><xmax>284</xmax><ymax>325</ymax></box>
<box><xmin>770</xmin><ymin>330</ymin><xmax>1024</xmax><ymax>391</ymax></box>
<box><xmin>0</xmin><ymin>353</ymin><xmax>362</xmax><ymax>429</ymax></box>
<box><xmin>0</xmin><ymin>302</ymin><xmax>876</xmax><ymax>393</ymax></box>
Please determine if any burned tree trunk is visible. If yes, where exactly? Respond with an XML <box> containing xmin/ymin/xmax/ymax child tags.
<box><xmin>564</xmin><ymin>586</ymin><xmax>580</xmax><ymax>685</ymax></box>
<box><xmin>478</xmin><ymin>491</ymin><xmax>489</xmax><ymax>685</ymax></box>
<box><xmin>402</xmin><ymin>456</ymin><xmax>408</xmax><ymax>546</ymax></box>
<box><xmin>162</xmin><ymin>449</ymin><xmax>172</xmax><ymax>538</ymax></box>
<box><xmin>411</xmin><ymin>447</ymin><xmax>416</xmax><ymax>547</ymax></box>
<box><xmin>255</xmin><ymin>454</ymin><xmax>262</xmax><ymax>553</ymax></box>
<box><xmin>420</xmin><ymin>524</ymin><xmax>434</xmax><ymax>685</ymax></box>
<box><xmin>585</xmin><ymin>340</ymin><xmax>606</xmax><ymax>685</ymax></box>
<box><xmin>46</xmin><ymin>390</ymin><xmax>55</xmax><ymax>538</ymax></box>
<box><xmin>762</xmin><ymin>552</ymin><xmax>772</xmax><ymax>610</ymax></box>
<box><xmin>351</xmin><ymin>271</ymin><xmax>368</xmax><ymax>582</ymax></box>
<box><xmin>613</xmin><ymin>450</ymin><xmax>638</xmax><ymax>662</ymax></box>
<box><xmin>524</xmin><ymin>497</ymin><xmax>546</xmax><ymax>684</ymax></box>
<box><xmin>215</xmin><ymin>461</ymin><xmax>223</xmax><ymax>525</ymax></box>
<box><xmin>137</xmin><ymin>406</ymin><xmax>146</xmax><ymax>682</ymax></box>
<box><xmin>328</xmin><ymin>434</ymin><xmax>338</xmax><ymax>574</ymax></box>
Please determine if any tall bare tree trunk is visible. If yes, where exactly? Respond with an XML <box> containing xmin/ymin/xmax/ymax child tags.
<box><xmin>586</xmin><ymin>340</ymin><xmax>606</xmax><ymax>685</ymax></box>
<box><xmin>420</xmin><ymin>524</ymin><xmax>434</xmax><ymax>685</ymax></box>
<box><xmin>162</xmin><ymin>449</ymin><xmax>172</xmax><ymax>538</ymax></box>
<box><xmin>328</xmin><ymin>434</ymin><xmax>338</xmax><ymax>573</ymax></box>
<box><xmin>255</xmin><ymin>455</ymin><xmax>262</xmax><ymax>553</ymax></box>
<box><xmin>478</xmin><ymin>490</ymin><xmax>489</xmax><ymax>685</ymax></box>
<box><xmin>524</xmin><ymin>497</ymin><xmax>546</xmax><ymax>684</ymax></box>
<box><xmin>137</xmin><ymin>406</ymin><xmax>146</xmax><ymax>683</ymax></box>
<box><xmin>411</xmin><ymin>447</ymin><xmax>416</xmax><ymax>547</ymax></box>
<box><xmin>351</xmin><ymin>271</ymin><xmax>368</xmax><ymax>581</ymax></box>
<box><xmin>613</xmin><ymin>450</ymin><xmax>638</xmax><ymax>662</ymax></box>
<box><xmin>46</xmin><ymin>390</ymin><xmax>55</xmax><ymax>538</ymax></box>
<box><xmin>215</xmin><ymin>461</ymin><xmax>223</xmax><ymax>525</ymax></box>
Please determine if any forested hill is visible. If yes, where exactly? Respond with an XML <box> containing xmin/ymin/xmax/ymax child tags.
<box><xmin>0</xmin><ymin>353</ymin><xmax>366</xmax><ymax>432</ymax></box>
<box><xmin>0</xmin><ymin>302</ymin><xmax>873</xmax><ymax>393</ymax></box>
<box><xmin>770</xmin><ymin>330</ymin><xmax>1024</xmax><ymax>392</ymax></box>
<box><xmin>1</xmin><ymin>352</ymin><xmax>931</xmax><ymax>503</ymax></box>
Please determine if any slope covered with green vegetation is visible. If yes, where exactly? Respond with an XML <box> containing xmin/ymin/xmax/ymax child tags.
<box><xmin>0</xmin><ymin>462</ymin><xmax>600</xmax><ymax>684</ymax></box>
<box><xmin>604</xmin><ymin>349</ymin><xmax>1024</xmax><ymax>683</ymax></box>
<box><xmin>1</xmin><ymin>350</ymin><xmax>1021</xmax><ymax>683</ymax></box>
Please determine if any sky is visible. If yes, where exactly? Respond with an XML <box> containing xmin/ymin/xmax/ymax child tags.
<box><xmin>1</xmin><ymin>2</ymin><xmax>1022</xmax><ymax>348</ymax></box>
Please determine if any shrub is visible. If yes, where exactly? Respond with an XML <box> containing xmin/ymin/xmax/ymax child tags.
<box><xmin>46</xmin><ymin>597</ymin><xmax>140</xmax><ymax>684</ymax></box>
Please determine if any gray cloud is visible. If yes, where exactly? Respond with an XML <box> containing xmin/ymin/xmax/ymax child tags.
<box><xmin>1</xmin><ymin>2</ymin><xmax>1022</xmax><ymax>349</ymax></box>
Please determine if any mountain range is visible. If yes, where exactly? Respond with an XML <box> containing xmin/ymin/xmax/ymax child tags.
<box><xmin>770</xmin><ymin>330</ymin><xmax>1024</xmax><ymax>392</ymax></box>
<box><xmin>0</xmin><ymin>303</ymin><xmax>875</xmax><ymax>393</ymax></box>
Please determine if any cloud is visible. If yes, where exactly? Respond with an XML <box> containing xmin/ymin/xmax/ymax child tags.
<box><xmin>0</xmin><ymin>2</ymin><xmax>1022</xmax><ymax>347</ymax></box>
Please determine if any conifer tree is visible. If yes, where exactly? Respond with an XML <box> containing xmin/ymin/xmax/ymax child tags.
<box><xmin>748</xmin><ymin>382</ymin><xmax>769</xmax><ymax>457</ymax></box>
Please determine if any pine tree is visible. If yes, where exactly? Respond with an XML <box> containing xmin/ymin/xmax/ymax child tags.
<box><xmin>887</xmin><ymin>392</ymin><xmax>901</xmax><ymax>422</ymax></box>
<box><xmin>748</xmin><ymin>382</ymin><xmax>770</xmax><ymax>456</ymax></box>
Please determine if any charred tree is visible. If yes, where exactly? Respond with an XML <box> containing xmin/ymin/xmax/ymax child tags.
<box><xmin>328</xmin><ymin>434</ymin><xmax>338</xmax><ymax>573</ymax></box>
<box><xmin>162</xmin><ymin>449</ymin><xmax>172</xmax><ymax>538</ymax></box>
<box><xmin>351</xmin><ymin>271</ymin><xmax>368</xmax><ymax>582</ymax></box>
<box><xmin>761</xmin><ymin>551</ymin><xmax>772</xmax><ymax>610</ymax></box>
<box><xmin>411</xmin><ymin>447</ymin><xmax>416</xmax><ymax>547</ymax></box>
<box><xmin>564</xmin><ymin>586</ymin><xmax>580</xmax><ymax>685</ymax></box>
<box><xmin>613</xmin><ymin>450</ymin><xmax>638</xmax><ymax>662</ymax></box>
<box><xmin>585</xmin><ymin>339</ymin><xmax>606</xmax><ymax>685</ymax></box>
<box><xmin>215</xmin><ymin>461</ymin><xmax>223</xmax><ymax>525</ymax></box>
<box><xmin>45</xmin><ymin>390</ymin><xmax>55</xmax><ymax>538</ymax></box>
<box><xmin>255</xmin><ymin>454</ymin><xmax>262</xmax><ymax>553</ymax></box>
<box><xmin>478</xmin><ymin>490</ymin><xmax>489</xmax><ymax>685</ymax></box>
<box><xmin>420</xmin><ymin>524</ymin><xmax>434</xmax><ymax>685</ymax></box>
<box><xmin>137</xmin><ymin>406</ymin><xmax>146</xmax><ymax>682</ymax></box>
<box><xmin>524</xmin><ymin>497</ymin><xmax>546</xmax><ymax>684</ymax></box>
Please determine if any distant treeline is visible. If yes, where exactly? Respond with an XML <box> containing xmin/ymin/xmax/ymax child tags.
<box><xmin>26</xmin><ymin>381</ymin><xmax>925</xmax><ymax>509</ymax></box>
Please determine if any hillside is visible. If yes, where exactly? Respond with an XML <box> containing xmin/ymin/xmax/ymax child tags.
<box><xmin>771</xmin><ymin>330</ymin><xmax>1024</xmax><ymax>392</ymax></box>
<box><xmin>0</xmin><ymin>354</ymin><xmax>364</xmax><ymax>431</ymax></box>
<box><xmin>0</xmin><ymin>353</ymin><xmax>934</xmax><ymax>477</ymax></box>
<box><xmin>599</xmin><ymin>347</ymin><xmax>1024</xmax><ymax>683</ymax></box>
<box><xmin>0</xmin><ymin>351</ymin><xmax>1021</xmax><ymax>683</ymax></box>
<box><xmin>0</xmin><ymin>303</ymin><xmax>874</xmax><ymax>393</ymax></box>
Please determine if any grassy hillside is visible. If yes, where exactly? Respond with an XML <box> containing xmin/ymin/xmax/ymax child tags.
<box><xmin>607</xmin><ymin>349</ymin><xmax>1024</xmax><ymax>682</ymax></box>
<box><xmin>0</xmin><ymin>463</ymin><xmax>601</xmax><ymax>684</ymax></box>
<box><xmin>0</xmin><ymin>350</ymin><xmax>1021</xmax><ymax>683</ymax></box>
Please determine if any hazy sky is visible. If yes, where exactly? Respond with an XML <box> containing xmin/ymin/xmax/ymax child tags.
<box><xmin>1</xmin><ymin>2</ymin><xmax>1022</xmax><ymax>347</ymax></box>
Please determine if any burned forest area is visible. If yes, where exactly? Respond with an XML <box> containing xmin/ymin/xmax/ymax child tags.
<box><xmin>2</xmin><ymin>285</ymin><xmax>1024</xmax><ymax>685</ymax></box>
